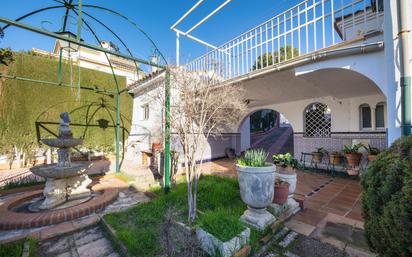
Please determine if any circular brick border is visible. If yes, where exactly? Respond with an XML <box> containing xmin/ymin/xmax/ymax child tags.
<box><xmin>0</xmin><ymin>188</ymin><xmax>118</xmax><ymax>230</ymax></box>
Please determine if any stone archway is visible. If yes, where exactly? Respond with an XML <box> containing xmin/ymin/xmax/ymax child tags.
<box><xmin>238</xmin><ymin>108</ymin><xmax>294</xmax><ymax>159</ymax></box>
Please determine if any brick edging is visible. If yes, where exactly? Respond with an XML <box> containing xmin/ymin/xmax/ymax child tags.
<box><xmin>0</xmin><ymin>188</ymin><xmax>118</xmax><ymax>230</ymax></box>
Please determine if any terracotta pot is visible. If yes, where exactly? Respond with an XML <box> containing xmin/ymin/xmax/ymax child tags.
<box><xmin>345</xmin><ymin>153</ymin><xmax>362</xmax><ymax>167</ymax></box>
<box><xmin>152</xmin><ymin>143</ymin><xmax>162</xmax><ymax>150</ymax></box>
<box><xmin>312</xmin><ymin>152</ymin><xmax>323</xmax><ymax>163</ymax></box>
<box><xmin>329</xmin><ymin>155</ymin><xmax>342</xmax><ymax>165</ymax></box>
<box><xmin>367</xmin><ymin>155</ymin><xmax>377</xmax><ymax>162</ymax></box>
<box><xmin>273</xmin><ymin>183</ymin><xmax>289</xmax><ymax>204</ymax></box>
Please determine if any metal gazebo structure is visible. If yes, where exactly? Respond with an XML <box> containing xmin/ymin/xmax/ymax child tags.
<box><xmin>0</xmin><ymin>0</ymin><xmax>172</xmax><ymax>191</ymax></box>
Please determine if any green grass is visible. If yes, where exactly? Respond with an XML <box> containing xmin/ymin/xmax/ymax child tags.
<box><xmin>104</xmin><ymin>175</ymin><xmax>266</xmax><ymax>257</ymax></box>
<box><xmin>0</xmin><ymin>238</ymin><xmax>37</xmax><ymax>257</ymax></box>
<box><xmin>0</xmin><ymin>178</ymin><xmax>44</xmax><ymax>191</ymax></box>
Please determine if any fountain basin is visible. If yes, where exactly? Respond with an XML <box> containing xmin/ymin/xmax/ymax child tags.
<box><xmin>41</xmin><ymin>138</ymin><xmax>83</xmax><ymax>148</ymax></box>
<box><xmin>31</xmin><ymin>162</ymin><xmax>91</xmax><ymax>179</ymax></box>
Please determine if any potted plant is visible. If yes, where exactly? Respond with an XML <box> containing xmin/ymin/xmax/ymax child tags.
<box><xmin>363</xmin><ymin>144</ymin><xmax>380</xmax><ymax>161</ymax></box>
<box><xmin>273</xmin><ymin>153</ymin><xmax>299</xmax><ymax>211</ymax></box>
<box><xmin>272</xmin><ymin>153</ymin><xmax>298</xmax><ymax>174</ymax></box>
<box><xmin>312</xmin><ymin>147</ymin><xmax>327</xmax><ymax>163</ymax></box>
<box><xmin>273</xmin><ymin>178</ymin><xmax>289</xmax><ymax>205</ymax></box>
<box><xmin>329</xmin><ymin>151</ymin><xmax>342</xmax><ymax>165</ymax></box>
<box><xmin>343</xmin><ymin>143</ymin><xmax>364</xmax><ymax>167</ymax></box>
<box><xmin>236</xmin><ymin>149</ymin><xmax>276</xmax><ymax>230</ymax></box>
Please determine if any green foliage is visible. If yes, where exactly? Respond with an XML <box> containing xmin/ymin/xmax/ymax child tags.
<box><xmin>0</xmin><ymin>52</ymin><xmax>132</xmax><ymax>158</ymax></box>
<box><xmin>197</xmin><ymin>208</ymin><xmax>245</xmax><ymax>242</ymax></box>
<box><xmin>272</xmin><ymin>153</ymin><xmax>298</xmax><ymax>168</ymax></box>
<box><xmin>361</xmin><ymin>136</ymin><xmax>412</xmax><ymax>257</ymax></box>
<box><xmin>104</xmin><ymin>175</ymin><xmax>262</xmax><ymax>256</ymax></box>
<box><xmin>0</xmin><ymin>48</ymin><xmax>14</xmax><ymax>66</ymax></box>
<box><xmin>1</xmin><ymin>175</ymin><xmax>44</xmax><ymax>191</ymax></box>
<box><xmin>250</xmin><ymin>109</ymin><xmax>277</xmax><ymax>132</ymax></box>
<box><xmin>252</xmin><ymin>45</ymin><xmax>300</xmax><ymax>70</ymax></box>
<box><xmin>312</xmin><ymin>147</ymin><xmax>327</xmax><ymax>154</ymax></box>
<box><xmin>237</xmin><ymin>149</ymin><xmax>268</xmax><ymax>167</ymax></box>
<box><xmin>330</xmin><ymin>151</ymin><xmax>342</xmax><ymax>156</ymax></box>
<box><xmin>342</xmin><ymin>143</ymin><xmax>364</xmax><ymax>154</ymax></box>
<box><xmin>363</xmin><ymin>144</ymin><xmax>381</xmax><ymax>155</ymax></box>
<box><xmin>0</xmin><ymin>238</ymin><xmax>37</xmax><ymax>257</ymax></box>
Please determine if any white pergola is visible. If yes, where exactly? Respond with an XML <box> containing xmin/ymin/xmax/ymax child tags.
<box><xmin>170</xmin><ymin>0</ymin><xmax>233</xmax><ymax>65</ymax></box>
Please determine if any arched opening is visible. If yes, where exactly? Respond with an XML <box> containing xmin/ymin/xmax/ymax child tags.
<box><xmin>238</xmin><ymin>109</ymin><xmax>294</xmax><ymax>159</ymax></box>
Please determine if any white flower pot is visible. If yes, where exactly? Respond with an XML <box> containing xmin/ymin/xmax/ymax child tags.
<box><xmin>275</xmin><ymin>171</ymin><xmax>300</xmax><ymax>213</ymax></box>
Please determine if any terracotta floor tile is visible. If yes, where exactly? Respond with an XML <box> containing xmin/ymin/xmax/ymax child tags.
<box><xmin>293</xmin><ymin>208</ymin><xmax>328</xmax><ymax>226</ymax></box>
<box><xmin>345</xmin><ymin>211</ymin><xmax>363</xmax><ymax>221</ymax></box>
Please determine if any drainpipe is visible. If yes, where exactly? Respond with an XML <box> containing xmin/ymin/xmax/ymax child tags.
<box><xmin>397</xmin><ymin>0</ymin><xmax>411</xmax><ymax>136</ymax></box>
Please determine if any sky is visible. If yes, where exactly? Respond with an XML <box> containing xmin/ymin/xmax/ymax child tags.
<box><xmin>0</xmin><ymin>0</ymin><xmax>303</xmax><ymax>67</ymax></box>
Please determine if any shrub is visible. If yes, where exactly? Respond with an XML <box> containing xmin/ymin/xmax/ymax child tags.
<box><xmin>361</xmin><ymin>136</ymin><xmax>412</xmax><ymax>257</ymax></box>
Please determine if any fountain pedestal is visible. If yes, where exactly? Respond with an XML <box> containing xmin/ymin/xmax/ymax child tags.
<box><xmin>30</xmin><ymin>112</ymin><xmax>93</xmax><ymax>210</ymax></box>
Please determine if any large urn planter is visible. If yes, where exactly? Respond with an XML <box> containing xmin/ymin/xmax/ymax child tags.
<box><xmin>236</xmin><ymin>163</ymin><xmax>276</xmax><ymax>231</ymax></box>
<box><xmin>345</xmin><ymin>153</ymin><xmax>362</xmax><ymax>167</ymax></box>
<box><xmin>275</xmin><ymin>169</ymin><xmax>300</xmax><ymax>213</ymax></box>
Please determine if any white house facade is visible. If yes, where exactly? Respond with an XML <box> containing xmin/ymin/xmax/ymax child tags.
<box><xmin>126</xmin><ymin>0</ymin><xmax>411</xmax><ymax>166</ymax></box>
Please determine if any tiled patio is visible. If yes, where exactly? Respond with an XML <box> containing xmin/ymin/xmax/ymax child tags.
<box><xmin>202</xmin><ymin>158</ymin><xmax>363</xmax><ymax>235</ymax></box>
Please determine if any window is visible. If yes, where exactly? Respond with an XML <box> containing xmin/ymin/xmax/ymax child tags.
<box><xmin>304</xmin><ymin>103</ymin><xmax>331</xmax><ymax>137</ymax></box>
<box><xmin>360</xmin><ymin>104</ymin><xmax>372</xmax><ymax>129</ymax></box>
<box><xmin>375</xmin><ymin>103</ymin><xmax>385</xmax><ymax>128</ymax></box>
<box><xmin>141</xmin><ymin>104</ymin><xmax>149</xmax><ymax>120</ymax></box>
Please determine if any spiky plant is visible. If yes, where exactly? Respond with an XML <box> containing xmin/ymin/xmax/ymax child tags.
<box><xmin>236</xmin><ymin>149</ymin><xmax>268</xmax><ymax>167</ymax></box>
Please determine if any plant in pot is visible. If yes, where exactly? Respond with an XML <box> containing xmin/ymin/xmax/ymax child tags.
<box><xmin>273</xmin><ymin>178</ymin><xmax>289</xmax><ymax>205</ymax></box>
<box><xmin>272</xmin><ymin>153</ymin><xmax>299</xmax><ymax>211</ymax></box>
<box><xmin>363</xmin><ymin>144</ymin><xmax>380</xmax><ymax>162</ymax></box>
<box><xmin>329</xmin><ymin>151</ymin><xmax>342</xmax><ymax>165</ymax></box>
<box><xmin>236</xmin><ymin>149</ymin><xmax>276</xmax><ymax>230</ymax></box>
<box><xmin>343</xmin><ymin>143</ymin><xmax>364</xmax><ymax>168</ymax></box>
<box><xmin>312</xmin><ymin>147</ymin><xmax>327</xmax><ymax>163</ymax></box>
<box><xmin>272</xmin><ymin>153</ymin><xmax>298</xmax><ymax>174</ymax></box>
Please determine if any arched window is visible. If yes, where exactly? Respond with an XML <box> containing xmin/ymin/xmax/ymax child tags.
<box><xmin>359</xmin><ymin>104</ymin><xmax>372</xmax><ymax>129</ymax></box>
<box><xmin>375</xmin><ymin>102</ymin><xmax>385</xmax><ymax>129</ymax></box>
<box><xmin>304</xmin><ymin>103</ymin><xmax>331</xmax><ymax>137</ymax></box>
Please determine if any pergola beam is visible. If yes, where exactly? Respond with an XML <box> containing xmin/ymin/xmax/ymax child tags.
<box><xmin>0</xmin><ymin>16</ymin><xmax>165</xmax><ymax>69</ymax></box>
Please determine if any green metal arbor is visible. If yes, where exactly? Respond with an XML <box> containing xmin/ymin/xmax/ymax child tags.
<box><xmin>0</xmin><ymin>0</ymin><xmax>172</xmax><ymax>191</ymax></box>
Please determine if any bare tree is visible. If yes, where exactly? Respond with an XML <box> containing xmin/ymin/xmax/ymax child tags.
<box><xmin>160</xmin><ymin>69</ymin><xmax>247</xmax><ymax>224</ymax></box>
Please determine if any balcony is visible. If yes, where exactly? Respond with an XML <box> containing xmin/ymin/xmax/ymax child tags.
<box><xmin>184</xmin><ymin>0</ymin><xmax>384</xmax><ymax>84</ymax></box>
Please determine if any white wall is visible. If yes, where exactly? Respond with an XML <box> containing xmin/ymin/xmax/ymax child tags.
<box><xmin>237</xmin><ymin>94</ymin><xmax>386</xmax><ymax>134</ymax></box>
<box><xmin>384</xmin><ymin>0</ymin><xmax>412</xmax><ymax>144</ymax></box>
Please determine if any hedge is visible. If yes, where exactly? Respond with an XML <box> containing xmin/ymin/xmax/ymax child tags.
<box><xmin>361</xmin><ymin>136</ymin><xmax>412</xmax><ymax>257</ymax></box>
<box><xmin>0</xmin><ymin>52</ymin><xmax>132</xmax><ymax>155</ymax></box>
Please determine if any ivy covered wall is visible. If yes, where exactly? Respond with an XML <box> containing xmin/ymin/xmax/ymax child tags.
<box><xmin>0</xmin><ymin>52</ymin><xmax>133</xmax><ymax>163</ymax></box>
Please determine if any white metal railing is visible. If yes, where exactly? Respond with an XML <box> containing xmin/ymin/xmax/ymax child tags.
<box><xmin>184</xmin><ymin>0</ymin><xmax>384</xmax><ymax>83</ymax></box>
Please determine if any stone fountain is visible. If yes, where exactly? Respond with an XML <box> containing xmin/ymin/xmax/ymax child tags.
<box><xmin>30</xmin><ymin>112</ymin><xmax>92</xmax><ymax>210</ymax></box>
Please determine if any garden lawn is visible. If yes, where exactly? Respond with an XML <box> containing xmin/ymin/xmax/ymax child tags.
<box><xmin>0</xmin><ymin>238</ymin><xmax>37</xmax><ymax>257</ymax></box>
<box><xmin>104</xmin><ymin>175</ymin><xmax>265</xmax><ymax>257</ymax></box>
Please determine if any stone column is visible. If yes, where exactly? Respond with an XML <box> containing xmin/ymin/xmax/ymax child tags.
<box><xmin>371</xmin><ymin>107</ymin><xmax>376</xmax><ymax>131</ymax></box>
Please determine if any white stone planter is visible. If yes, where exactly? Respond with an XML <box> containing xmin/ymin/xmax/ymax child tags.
<box><xmin>236</xmin><ymin>163</ymin><xmax>276</xmax><ymax>230</ymax></box>
<box><xmin>275</xmin><ymin>171</ymin><xmax>300</xmax><ymax>213</ymax></box>
<box><xmin>196</xmin><ymin>227</ymin><xmax>250</xmax><ymax>257</ymax></box>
